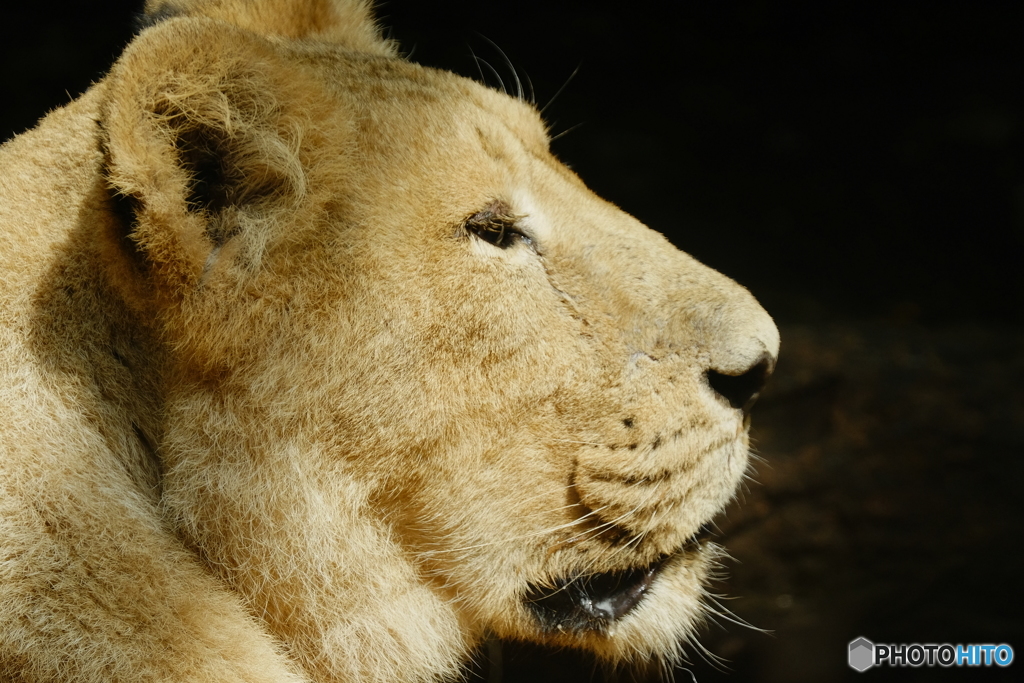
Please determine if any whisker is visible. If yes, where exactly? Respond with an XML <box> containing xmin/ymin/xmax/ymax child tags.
<box><xmin>523</xmin><ymin>71</ymin><xmax>536</xmax><ymax>105</ymax></box>
<box><xmin>476</xmin><ymin>33</ymin><xmax>523</xmax><ymax>101</ymax></box>
<box><xmin>471</xmin><ymin>53</ymin><xmax>507</xmax><ymax>95</ymax></box>
<box><xmin>468</xmin><ymin>46</ymin><xmax>487</xmax><ymax>85</ymax></box>
<box><xmin>559</xmin><ymin>482</ymin><xmax>662</xmax><ymax>547</ymax></box>
<box><xmin>703</xmin><ymin>595</ymin><xmax>766</xmax><ymax>633</ymax></box>
<box><xmin>540</xmin><ymin>62</ymin><xmax>581</xmax><ymax>115</ymax></box>
<box><xmin>542</xmin><ymin>437</ymin><xmax>605</xmax><ymax>447</ymax></box>
<box><xmin>422</xmin><ymin>504</ymin><xmax>611</xmax><ymax>557</ymax></box>
<box><xmin>685</xmin><ymin>629</ymin><xmax>730</xmax><ymax>672</ymax></box>
<box><xmin>549</xmin><ymin>121</ymin><xmax>585</xmax><ymax>142</ymax></box>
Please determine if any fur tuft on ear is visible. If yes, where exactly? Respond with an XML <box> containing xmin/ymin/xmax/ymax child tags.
<box><xmin>99</xmin><ymin>19</ymin><xmax>322</xmax><ymax>311</ymax></box>
<box><xmin>142</xmin><ymin>0</ymin><xmax>396</xmax><ymax>56</ymax></box>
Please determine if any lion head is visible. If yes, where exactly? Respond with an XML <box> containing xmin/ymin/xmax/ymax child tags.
<box><xmin>2</xmin><ymin>1</ymin><xmax>778</xmax><ymax>681</ymax></box>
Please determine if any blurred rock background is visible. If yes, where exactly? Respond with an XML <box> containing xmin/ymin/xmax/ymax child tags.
<box><xmin>4</xmin><ymin>1</ymin><xmax>1021</xmax><ymax>681</ymax></box>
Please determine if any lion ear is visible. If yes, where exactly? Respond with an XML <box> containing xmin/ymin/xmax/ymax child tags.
<box><xmin>141</xmin><ymin>0</ymin><xmax>395</xmax><ymax>55</ymax></box>
<box><xmin>100</xmin><ymin>21</ymin><xmax>314</xmax><ymax>306</ymax></box>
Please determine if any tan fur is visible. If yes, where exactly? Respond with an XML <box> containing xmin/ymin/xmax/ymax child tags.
<box><xmin>0</xmin><ymin>2</ymin><xmax>779</xmax><ymax>681</ymax></box>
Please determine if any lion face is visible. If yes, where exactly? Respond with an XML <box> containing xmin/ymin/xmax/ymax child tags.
<box><xmin>96</xmin><ymin>7</ymin><xmax>778</xmax><ymax>676</ymax></box>
<box><xmin>346</xmin><ymin>76</ymin><xmax>779</xmax><ymax>658</ymax></box>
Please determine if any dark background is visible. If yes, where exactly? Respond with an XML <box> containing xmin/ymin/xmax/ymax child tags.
<box><xmin>3</xmin><ymin>1</ymin><xmax>1022</xmax><ymax>681</ymax></box>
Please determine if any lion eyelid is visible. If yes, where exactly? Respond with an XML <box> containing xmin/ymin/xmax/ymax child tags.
<box><xmin>462</xmin><ymin>202</ymin><xmax>534</xmax><ymax>250</ymax></box>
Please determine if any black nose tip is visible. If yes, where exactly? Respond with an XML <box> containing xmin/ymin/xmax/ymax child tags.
<box><xmin>707</xmin><ymin>355</ymin><xmax>774</xmax><ymax>412</ymax></box>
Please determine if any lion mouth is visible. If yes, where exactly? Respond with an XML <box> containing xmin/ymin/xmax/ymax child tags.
<box><xmin>525</xmin><ymin>560</ymin><xmax>663</xmax><ymax>633</ymax></box>
<box><xmin>525</xmin><ymin>524</ymin><xmax>713</xmax><ymax>634</ymax></box>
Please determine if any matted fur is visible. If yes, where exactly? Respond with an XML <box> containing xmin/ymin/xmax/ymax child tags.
<box><xmin>0</xmin><ymin>2</ymin><xmax>779</xmax><ymax>681</ymax></box>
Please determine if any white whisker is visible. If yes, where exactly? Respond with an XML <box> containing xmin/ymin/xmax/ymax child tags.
<box><xmin>549</xmin><ymin>121</ymin><xmax>585</xmax><ymax>142</ymax></box>
<box><xmin>540</xmin><ymin>62</ymin><xmax>581</xmax><ymax>115</ymax></box>
<box><xmin>419</xmin><ymin>504</ymin><xmax>611</xmax><ymax>558</ymax></box>
<box><xmin>471</xmin><ymin>53</ymin><xmax>506</xmax><ymax>95</ymax></box>
<box><xmin>542</xmin><ymin>437</ymin><xmax>605</xmax><ymax>447</ymax></box>
<box><xmin>476</xmin><ymin>34</ymin><xmax>523</xmax><ymax>101</ymax></box>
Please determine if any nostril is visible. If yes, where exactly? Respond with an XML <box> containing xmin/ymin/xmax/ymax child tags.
<box><xmin>706</xmin><ymin>355</ymin><xmax>774</xmax><ymax>412</ymax></box>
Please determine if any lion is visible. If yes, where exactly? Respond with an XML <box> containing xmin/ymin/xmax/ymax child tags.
<box><xmin>0</xmin><ymin>1</ymin><xmax>779</xmax><ymax>681</ymax></box>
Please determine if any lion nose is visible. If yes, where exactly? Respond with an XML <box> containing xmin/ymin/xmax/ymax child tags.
<box><xmin>691</xmin><ymin>279</ymin><xmax>779</xmax><ymax>413</ymax></box>
<box><xmin>707</xmin><ymin>354</ymin><xmax>774</xmax><ymax>412</ymax></box>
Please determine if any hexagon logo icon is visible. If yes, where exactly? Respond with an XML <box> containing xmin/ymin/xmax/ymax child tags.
<box><xmin>849</xmin><ymin>637</ymin><xmax>875</xmax><ymax>672</ymax></box>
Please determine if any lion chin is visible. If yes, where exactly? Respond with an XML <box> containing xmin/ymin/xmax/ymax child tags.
<box><xmin>0</xmin><ymin>1</ymin><xmax>779</xmax><ymax>681</ymax></box>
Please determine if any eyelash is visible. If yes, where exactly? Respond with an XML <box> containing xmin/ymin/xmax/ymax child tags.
<box><xmin>463</xmin><ymin>203</ymin><xmax>532</xmax><ymax>250</ymax></box>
